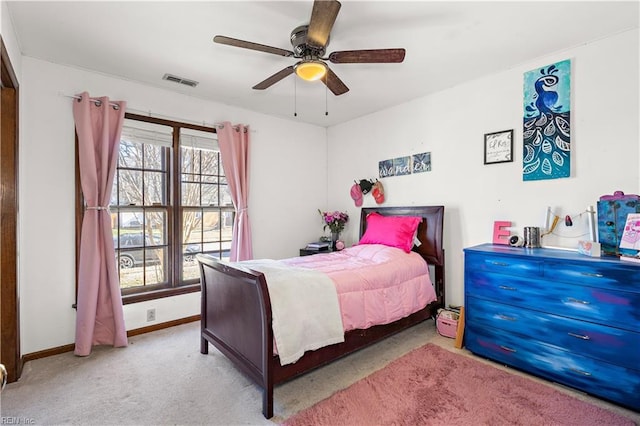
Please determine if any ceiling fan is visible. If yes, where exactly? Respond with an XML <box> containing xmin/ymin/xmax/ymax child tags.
<box><xmin>213</xmin><ymin>0</ymin><xmax>406</xmax><ymax>96</ymax></box>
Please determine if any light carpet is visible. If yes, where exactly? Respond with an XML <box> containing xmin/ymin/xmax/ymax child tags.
<box><xmin>2</xmin><ymin>322</ymin><xmax>637</xmax><ymax>425</ymax></box>
<box><xmin>283</xmin><ymin>343</ymin><xmax>635</xmax><ymax>426</ymax></box>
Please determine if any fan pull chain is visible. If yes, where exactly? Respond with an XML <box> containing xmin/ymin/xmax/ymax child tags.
<box><xmin>325</xmin><ymin>81</ymin><xmax>328</xmax><ymax>116</ymax></box>
<box><xmin>294</xmin><ymin>77</ymin><xmax>297</xmax><ymax>117</ymax></box>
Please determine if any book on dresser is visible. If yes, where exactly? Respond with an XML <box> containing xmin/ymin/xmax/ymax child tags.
<box><xmin>619</xmin><ymin>213</ymin><xmax>640</xmax><ymax>263</ymax></box>
<box><xmin>305</xmin><ymin>241</ymin><xmax>329</xmax><ymax>250</ymax></box>
<box><xmin>619</xmin><ymin>254</ymin><xmax>640</xmax><ymax>264</ymax></box>
<box><xmin>463</xmin><ymin>243</ymin><xmax>640</xmax><ymax>412</ymax></box>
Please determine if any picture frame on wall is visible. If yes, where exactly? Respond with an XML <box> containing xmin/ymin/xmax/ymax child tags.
<box><xmin>484</xmin><ymin>129</ymin><xmax>513</xmax><ymax>165</ymax></box>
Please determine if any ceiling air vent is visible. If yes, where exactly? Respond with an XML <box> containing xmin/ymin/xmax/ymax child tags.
<box><xmin>162</xmin><ymin>73</ymin><xmax>199</xmax><ymax>87</ymax></box>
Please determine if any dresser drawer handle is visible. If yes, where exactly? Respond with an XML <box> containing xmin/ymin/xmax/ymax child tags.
<box><xmin>566</xmin><ymin>297</ymin><xmax>590</xmax><ymax>305</ymax></box>
<box><xmin>489</xmin><ymin>261</ymin><xmax>510</xmax><ymax>266</ymax></box>
<box><xmin>580</xmin><ymin>272</ymin><xmax>604</xmax><ymax>278</ymax></box>
<box><xmin>498</xmin><ymin>285</ymin><xmax>517</xmax><ymax>291</ymax></box>
<box><xmin>498</xmin><ymin>314</ymin><xmax>517</xmax><ymax>321</ymax></box>
<box><xmin>569</xmin><ymin>368</ymin><xmax>592</xmax><ymax>377</ymax></box>
<box><xmin>568</xmin><ymin>332</ymin><xmax>591</xmax><ymax>340</ymax></box>
<box><xmin>499</xmin><ymin>345</ymin><xmax>517</xmax><ymax>353</ymax></box>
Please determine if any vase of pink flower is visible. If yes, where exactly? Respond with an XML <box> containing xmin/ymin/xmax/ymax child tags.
<box><xmin>319</xmin><ymin>210</ymin><xmax>349</xmax><ymax>249</ymax></box>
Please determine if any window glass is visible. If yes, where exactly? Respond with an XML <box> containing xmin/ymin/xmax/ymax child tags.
<box><xmin>144</xmin><ymin>171</ymin><xmax>166</xmax><ymax>205</ymax></box>
<box><xmin>118</xmin><ymin>169</ymin><xmax>143</xmax><ymax>206</ymax></box>
<box><xmin>144</xmin><ymin>143</ymin><xmax>164</xmax><ymax>170</ymax></box>
<box><xmin>98</xmin><ymin>115</ymin><xmax>232</xmax><ymax>297</ymax></box>
<box><xmin>111</xmin><ymin>119</ymin><xmax>171</xmax><ymax>293</ymax></box>
<box><xmin>179</xmin><ymin>129</ymin><xmax>232</xmax><ymax>281</ymax></box>
<box><xmin>118</xmin><ymin>139</ymin><xmax>142</xmax><ymax>169</ymax></box>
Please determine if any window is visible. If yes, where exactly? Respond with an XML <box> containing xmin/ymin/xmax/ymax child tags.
<box><xmin>179</xmin><ymin>130</ymin><xmax>234</xmax><ymax>281</ymax></box>
<box><xmin>76</xmin><ymin>113</ymin><xmax>234</xmax><ymax>303</ymax></box>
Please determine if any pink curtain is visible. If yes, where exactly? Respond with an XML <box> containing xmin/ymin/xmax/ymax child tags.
<box><xmin>73</xmin><ymin>92</ymin><xmax>128</xmax><ymax>356</ymax></box>
<box><xmin>218</xmin><ymin>121</ymin><xmax>253</xmax><ymax>261</ymax></box>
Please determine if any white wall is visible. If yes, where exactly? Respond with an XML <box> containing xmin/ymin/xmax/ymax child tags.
<box><xmin>327</xmin><ymin>29</ymin><xmax>640</xmax><ymax>307</ymax></box>
<box><xmin>12</xmin><ymin>24</ymin><xmax>640</xmax><ymax>354</ymax></box>
<box><xmin>18</xmin><ymin>58</ymin><xmax>328</xmax><ymax>354</ymax></box>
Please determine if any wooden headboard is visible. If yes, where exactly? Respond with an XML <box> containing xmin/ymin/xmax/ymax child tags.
<box><xmin>359</xmin><ymin>205</ymin><xmax>445</xmax><ymax>305</ymax></box>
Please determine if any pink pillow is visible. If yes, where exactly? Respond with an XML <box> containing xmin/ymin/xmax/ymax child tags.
<box><xmin>359</xmin><ymin>213</ymin><xmax>422</xmax><ymax>253</ymax></box>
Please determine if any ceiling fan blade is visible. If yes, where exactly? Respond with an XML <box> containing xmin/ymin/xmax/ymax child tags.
<box><xmin>253</xmin><ymin>66</ymin><xmax>295</xmax><ymax>90</ymax></box>
<box><xmin>213</xmin><ymin>35</ymin><xmax>294</xmax><ymax>57</ymax></box>
<box><xmin>329</xmin><ymin>48</ymin><xmax>406</xmax><ymax>64</ymax></box>
<box><xmin>307</xmin><ymin>0</ymin><xmax>341</xmax><ymax>48</ymax></box>
<box><xmin>322</xmin><ymin>67</ymin><xmax>349</xmax><ymax>96</ymax></box>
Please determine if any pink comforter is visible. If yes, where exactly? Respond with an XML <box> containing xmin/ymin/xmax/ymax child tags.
<box><xmin>283</xmin><ymin>244</ymin><xmax>437</xmax><ymax>332</ymax></box>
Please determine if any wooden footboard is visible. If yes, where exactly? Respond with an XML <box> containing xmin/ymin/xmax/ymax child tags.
<box><xmin>198</xmin><ymin>205</ymin><xmax>445</xmax><ymax>419</ymax></box>
<box><xmin>197</xmin><ymin>256</ymin><xmax>275</xmax><ymax>417</ymax></box>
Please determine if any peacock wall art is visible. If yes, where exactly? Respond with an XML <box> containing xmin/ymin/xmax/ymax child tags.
<box><xmin>522</xmin><ymin>59</ymin><xmax>571</xmax><ymax>181</ymax></box>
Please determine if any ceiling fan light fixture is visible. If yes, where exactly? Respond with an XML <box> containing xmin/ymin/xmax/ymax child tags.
<box><xmin>295</xmin><ymin>61</ymin><xmax>327</xmax><ymax>82</ymax></box>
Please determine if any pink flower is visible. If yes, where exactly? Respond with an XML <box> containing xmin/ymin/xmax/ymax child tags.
<box><xmin>318</xmin><ymin>209</ymin><xmax>349</xmax><ymax>234</ymax></box>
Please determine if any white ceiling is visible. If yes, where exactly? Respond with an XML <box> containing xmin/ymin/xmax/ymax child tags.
<box><xmin>6</xmin><ymin>1</ymin><xmax>639</xmax><ymax>127</ymax></box>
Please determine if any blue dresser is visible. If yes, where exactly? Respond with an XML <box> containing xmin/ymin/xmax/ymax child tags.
<box><xmin>464</xmin><ymin>243</ymin><xmax>640</xmax><ymax>411</ymax></box>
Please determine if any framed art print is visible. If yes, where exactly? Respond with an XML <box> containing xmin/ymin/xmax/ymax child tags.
<box><xmin>392</xmin><ymin>156</ymin><xmax>411</xmax><ymax>176</ymax></box>
<box><xmin>378</xmin><ymin>159</ymin><xmax>394</xmax><ymax>178</ymax></box>
<box><xmin>412</xmin><ymin>152</ymin><xmax>431</xmax><ymax>173</ymax></box>
<box><xmin>484</xmin><ymin>129</ymin><xmax>513</xmax><ymax>165</ymax></box>
<box><xmin>523</xmin><ymin>59</ymin><xmax>571</xmax><ymax>181</ymax></box>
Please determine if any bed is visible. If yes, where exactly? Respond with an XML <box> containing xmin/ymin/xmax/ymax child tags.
<box><xmin>197</xmin><ymin>205</ymin><xmax>445</xmax><ymax>418</ymax></box>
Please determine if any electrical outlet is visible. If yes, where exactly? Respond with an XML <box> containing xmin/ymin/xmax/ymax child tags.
<box><xmin>146</xmin><ymin>308</ymin><xmax>156</xmax><ymax>322</ymax></box>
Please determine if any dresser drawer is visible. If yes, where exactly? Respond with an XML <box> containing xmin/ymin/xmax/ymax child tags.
<box><xmin>465</xmin><ymin>326</ymin><xmax>640</xmax><ymax>411</ymax></box>
<box><xmin>466</xmin><ymin>271</ymin><xmax>640</xmax><ymax>327</ymax></box>
<box><xmin>465</xmin><ymin>252</ymin><xmax>543</xmax><ymax>279</ymax></box>
<box><xmin>466</xmin><ymin>296</ymin><xmax>640</xmax><ymax>370</ymax></box>
<box><xmin>545</xmin><ymin>260</ymin><xmax>640</xmax><ymax>291</ymax></box>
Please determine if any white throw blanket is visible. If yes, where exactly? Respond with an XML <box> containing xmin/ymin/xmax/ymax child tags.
<box><xmin>238</xmin><ymin>259</ymin><xmax>345</xmax><ymax>365</ymax></box>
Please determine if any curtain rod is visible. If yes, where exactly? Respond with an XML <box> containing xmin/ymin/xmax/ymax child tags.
<box><xmin>64</xmin><ymin>93</ymin><xmax>122</xmax><ymax>109</ymax></box>
<box><xmin>60</xmin><ymin>93</ymin><xmax>239</xmax><ymax>130</ymax></box>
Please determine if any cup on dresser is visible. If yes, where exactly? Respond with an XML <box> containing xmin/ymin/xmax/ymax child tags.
<box><xmin>523</xmin><ymin>227</ymin><xmax>541</xmax><ymax>248</ymax></box>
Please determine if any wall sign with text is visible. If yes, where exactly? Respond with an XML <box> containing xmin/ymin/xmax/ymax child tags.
<box><xmin>379</xmin><ymin>152</ymin><xmax>431</xmax><ymax>178</ymax></box>
<box><xmin>484</xmin><ymin>130</ymin><xmax>513</xmax><ymax>165</ymax></box>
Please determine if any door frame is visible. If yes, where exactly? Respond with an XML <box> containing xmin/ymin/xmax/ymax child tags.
<box><xmin>1</xmin><ymin>36</ymin><xmax>22</xmax><ymax>383</ymax></box>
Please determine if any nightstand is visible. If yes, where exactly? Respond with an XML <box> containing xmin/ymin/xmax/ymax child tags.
<box><xmin>299</xmin><ymin>248</ymin><xmax>331</xmax><ymax>256</ymax></box>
